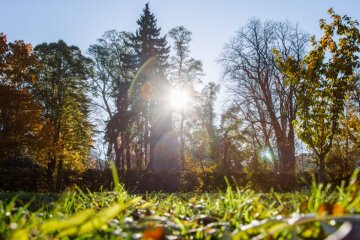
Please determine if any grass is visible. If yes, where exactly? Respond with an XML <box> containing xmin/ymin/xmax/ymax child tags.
<box><xmin>0</xmin><ymin>170</ymin><xmax>359</xmax><ymax>239</ymax></box>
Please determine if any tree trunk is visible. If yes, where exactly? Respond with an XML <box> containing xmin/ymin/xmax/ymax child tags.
<box><xmin>47</xmin><ymin>155</ymin><xmax>56</xmax><ymax>191</ymax></box>
<box><xmin>126</xmin><ymin>145</ymin><xmax>131</xmax><ymax>170</ymax></box>
<box><xmin>266</xmin><ymin>89</ymin><xmax>297</xmax><ymax>178</ymax></box>
<box><xmin>121</xmin><ymin>145</ymin><xmax>125</xmax><ymax>170</ymax></box>
<box><xmin>55</xmin><ymin>159</ymin><xmax>63</xmax><ymax>192</ymax></box>
<box><xmin>48</xmin><ymin>128</ymin><xmax>60</xmax><ymax>191</ymax></box>
<box><xmin>271</xmin><ymin>117</ymin><xmax>296</xmax><ymax>177</ymax></box>
<box><xmin>278</xmin><ymin>141</ymin><xmax>296</xmax><ymax>175</ymax></box>
<box><xmin>276</xmin><ymin>133</ymin><xmax>296</xmax><ymax>189</ymax></box>
<box><xmin>114</xmin><ymin>143</ymin><xmax>121</xmax><ymax>170</ymax></box>
<box><xmin>135</xmin><ymin>143</ymin><xmax>142</xmax><ymax>170</ymax></box>
<box><xmin>144</xmin><ymin>102</ymin><xmax>149</xmax><ymax>165</ymax></box>
<box><xmin>179</xmin><ymin>109</ymin><xmax>185</xmax><ymax>168</ymax></box>
<box><xmin>223</xmin><ymin>132</ymin><xmax>229</xmax><ymax>172</ymax></box>
<box><xmin>318</xmin><ymin>154</ymin><xmax>325</xmax><ymax>183</ymax></box>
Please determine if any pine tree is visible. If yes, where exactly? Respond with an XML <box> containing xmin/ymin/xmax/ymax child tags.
<box><xmin>131</xmin><ymin>3</ymin><xmax>169</xmax><ymax>76</ymax></box>
<box><xmin>130</xmin><ymin>3</ymin><xmax>180</xmax><ymax>171</ymax></box>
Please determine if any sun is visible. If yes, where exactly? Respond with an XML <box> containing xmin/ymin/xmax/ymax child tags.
<box><xmin>169</xmin><ymin>88</ymin><xmax>190</xmax><ymax>110</ymax></box>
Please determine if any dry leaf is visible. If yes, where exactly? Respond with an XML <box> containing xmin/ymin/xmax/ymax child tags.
<box><xmin>143</xmin><ymin>226</ymin><xmax>166</xmax><ymax>240</ymax></box>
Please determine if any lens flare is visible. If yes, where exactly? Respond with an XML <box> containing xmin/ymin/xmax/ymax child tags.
<box><xmin>169</xmin><ymin>89</ymin><xmax>190</xmax><ymax>110</ymax></box>
<box><xmin>261</xmin><ymin>149</ymin><xmax>273</xmax><ymax>161</ymax></box>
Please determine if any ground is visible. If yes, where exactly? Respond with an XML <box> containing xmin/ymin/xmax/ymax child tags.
<box><xmin>1</xmin><ymin>173</ymin><xmax>360</xmax><ymax>239</ymax></box>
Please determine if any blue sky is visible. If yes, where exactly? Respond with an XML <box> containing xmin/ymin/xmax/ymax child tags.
<box><xmin>1</xmin><ymin>0</ymin><xmax>359</xmax><ymax>108</ymax></box>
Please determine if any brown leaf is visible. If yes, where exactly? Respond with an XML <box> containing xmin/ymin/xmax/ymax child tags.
<box><xmin>317</xmin><ymin>204</ymin><xmax>329</xmax><ymax>216</ymax></box>
<box><xmin>317</xmin><ymin>203</ymin><xmax>345</xmax><ymax>216</ymax></box>
<box><xmin>142</xmin><ymin>226</ymin><xmax>166</xmax><ymax>240</ymax></box>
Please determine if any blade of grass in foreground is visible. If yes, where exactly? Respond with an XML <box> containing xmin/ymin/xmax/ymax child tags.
<box><xmin>56</xmin><ymin>197</ymin><xmax>141</xmax><ymax>237</ymax></box>
<box><xmin>10</xmin><ymin>196</ymin><xmax>142</xmax><ymax>239</ymax></box>
<box><xmin>9</xmin><ymin>164</ymin><xmax>140</xmax><ymax>239</ymax></box>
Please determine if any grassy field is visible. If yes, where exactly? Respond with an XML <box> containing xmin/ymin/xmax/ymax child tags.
<box><xmin>1</xmin><ymin>171</ymin><xmax>360</xmax><ymax>239</ymax></box>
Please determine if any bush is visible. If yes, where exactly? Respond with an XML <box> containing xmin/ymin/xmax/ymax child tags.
<box><xmin>0</xmin><ymin>167</ymin><xmax>47</xmax><ymax>192</ymax></box>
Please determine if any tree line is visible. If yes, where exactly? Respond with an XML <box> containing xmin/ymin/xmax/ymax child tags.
<box><xmin>1</xmin><ymin>5</ymin><xmax>359</xmax><ymax>191</ymax></box>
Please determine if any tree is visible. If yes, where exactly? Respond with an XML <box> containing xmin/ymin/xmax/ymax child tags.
<box><xmin>183</xmin><ymin>82</ymin><xmax>220</xmax><ymax>171</ymax></box>
<box><xmin>0</xmin><ymin>33</ymin><xmax>47</xmax><ymax>163</ymax></box>
<box><xmin>88</xmin><ymin>30</ymin><xmax>134</xmax><ymax>120</ymax></box>
<box><xmin>106</xmin><ymin>81</ymin><xmax>133</xmax><ymax>170</ymax></box>
<box><xmin>130</xmin><ymin>3</ymin><xmax>180</xmax><ymax>171</ymax></box>
<box><xmin>168</xmin><ymin>26</ymin><xmax>203</xmax><ymax>168</ymax></box>
<box><xmin>326</xmin><ymin>105</ymin><xmax>358</xmax><ymax>182</ymax></box>
<box><xmin>220</xmin><ymin>104</ymin><xmax>251</xmax><ymax>172</ymax></box>
<box><xmin>276</xmin><ymin>9</ymin><xmax>360</xmax><ymax>182</ymax></box>
<box><xmin>353</xmin><ymin>72</ymin><xmax>360</xmax><ymax>109</ymax></box>
<box><xmin>34</xmin><ymin>40</ymin><xmax>94</xmax><ymax>190</ymax></box>
<box><xmin>219</xmin><ymin>20</ymin><xmax>308</xmax><ymax>179</ymax></box>
<box><xmin>88</xmin><ymin>30</ymin><xmax>135</xmax><ymax>169</ymax></box>
<box><xmin>201</xmin><ymin>82</ymin><xmax>220</xmax><ymax>163</ymax></box>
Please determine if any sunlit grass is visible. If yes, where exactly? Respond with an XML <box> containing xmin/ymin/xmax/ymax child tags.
<box><xmin>0</xmin><ymin>171</ymin><xmax>359</xmax><ymax>239</ymax></box>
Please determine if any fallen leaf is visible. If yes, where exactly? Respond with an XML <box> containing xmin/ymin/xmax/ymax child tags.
<box><xmin>332</xmin><ymin>203</ymin><xmax>345</xmax><ymax>216</ymax></box>
<box><xmin>143</xmin><ymin>226</ymin><xmax>166</xmax><ymax>240</ymax></box>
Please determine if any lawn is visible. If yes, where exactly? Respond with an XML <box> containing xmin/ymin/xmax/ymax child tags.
<box><xmin>1</xmin><ymin>171</ymin><xmax>360</xmax><ymax>240</ymax></box>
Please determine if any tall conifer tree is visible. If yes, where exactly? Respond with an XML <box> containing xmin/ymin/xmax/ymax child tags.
<box><xmin>131</xmin><ymin>3</ymin><xmax>179</xmax><ymax>171</ymax></box>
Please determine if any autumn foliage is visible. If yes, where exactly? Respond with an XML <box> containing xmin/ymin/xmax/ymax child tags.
<box><xmin>0</xmin><ymin>33</ymin><xmax>47</xmax><ymax>162</ymax></box>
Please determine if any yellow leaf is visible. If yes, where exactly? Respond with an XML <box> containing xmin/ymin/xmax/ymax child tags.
<box><xmin>9</xmin><ymin>229</ymin><xmax>29</xmax><ymax>240</ymax></box>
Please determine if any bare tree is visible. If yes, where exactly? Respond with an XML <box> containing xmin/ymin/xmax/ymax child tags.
<box><xmin>219</xmin><ymin>19</ymin><xmax>308</xmax><ymax>177</ymax></box>
<box><xmin>88</xmin><ymin>30</ymin><xmax>133</xmax><ymax>119</ymax></box>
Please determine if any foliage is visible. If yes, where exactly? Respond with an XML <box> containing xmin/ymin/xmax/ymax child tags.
<box><xmin>0</xmin><ymin>33</ymin><xmax>48</xmax><ymax>163</ymax></box>
<box><xmin>34</xmin><ymin>40</ymin><xmax>94</xmax><ymax>190</ymax></box>
<box><xmin>168</xmin><ymin>25</ymin><xmax>204</xmax><ymax>167</ymax></box>
<box><xmin>131</xmin><ymin>3</ymin><xmax>170</xmax><ymax>75</ymax></box>
<box><xmin>324</xmin><ymin>100</ymin><xmax>360</xmax><ymax>182</ymax></box>
<box><xmin>220</xmin><ymin>104</ymin><xmax>257</xmax><ymax>173</ymax></box>
<box><xmin>168</xmin><ymin>25</ymin><xmax>203</xmax><ymax>86</ymax></box>
<box><xmin>275</xmin><ymin>9</ymin><xmax>360</xmax><ymax>182</ymax></box>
